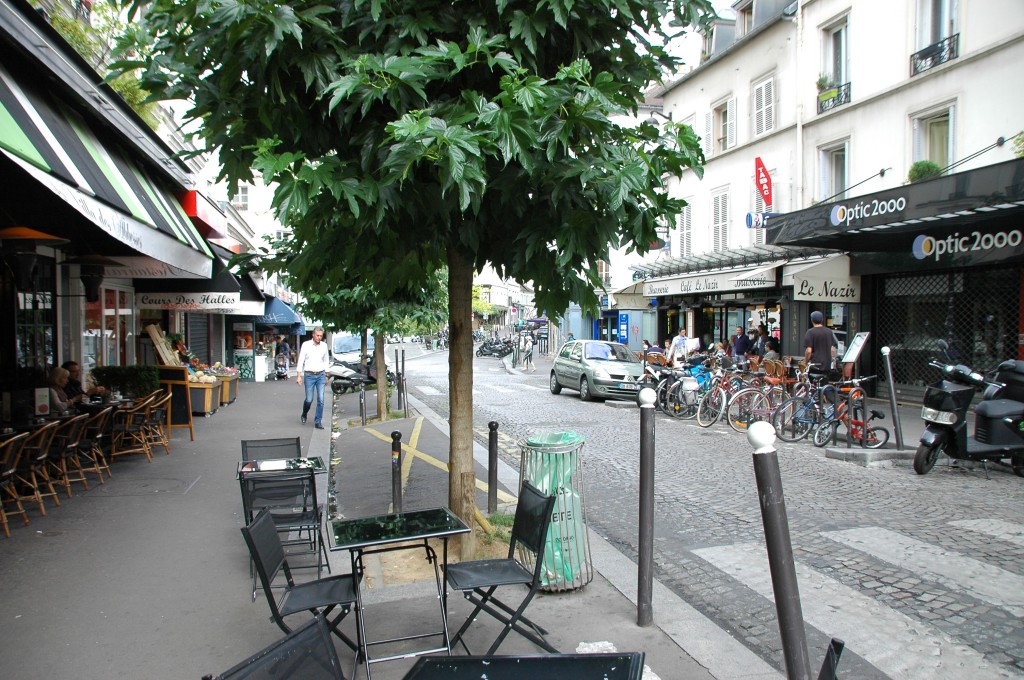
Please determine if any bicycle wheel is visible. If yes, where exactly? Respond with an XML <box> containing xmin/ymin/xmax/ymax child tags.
<box><xmin>812</xmin><ymin>421</ymin><xmax>838</xmax><ymax>447</ymax></box>
<box><xmin>667</xmin><ymin>382</ymin><xmax>699</xmax><ymax>420</ymax></box>
<box><xmin>697</xmin><ymin>387</ymin><xmax>726</xmax><ymax>427</ymax></box>
<box><xmin>663</xmin><ymin>381</ymin><xmax>687</xmax><ymax>419</ymax></box>
<box><xmin>863</xmin><ymin>425</ymin><xmax>890</xmax><ymax>449</ymax></box>
<box><xmin>773</xmin><ymin>397</ymin><xmax>818</xmax><ymax>442</ymax></box>
<box><xmin>655</xmin><ymin>380</ymin><xmax>672</xmax><ymax>412</ymax></box>
<box><xmin>727</xmin><ymin>389</ymin><xmax>769</xmax><ymax>432</ymax></box>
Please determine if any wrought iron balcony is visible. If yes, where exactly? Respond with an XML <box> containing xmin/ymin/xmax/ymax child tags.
<box><xmin>816</xmin><ymin>82</ymin><xmax>852</xmax><ymax>114</ymax></box>
<box><xmin>911</xmin><ymin>34</ymin><xmax>959</xmax><ymax>76</ymax></box>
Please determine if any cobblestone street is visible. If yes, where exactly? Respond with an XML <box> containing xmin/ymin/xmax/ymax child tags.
<box><xmin>406</xmin><ymin>347</ymin><xmax>1024</xmax><ymax>678</ymax></box>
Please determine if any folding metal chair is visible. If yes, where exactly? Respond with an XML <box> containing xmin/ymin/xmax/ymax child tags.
<box><xmin>201</xmin><ymin>614</ymin><xmax>346</xmax><ymax>680</ymax></box>
<box><xmin>444</xmin><ymin>480</ymin><xmax>557</xmax><ymax>655</ymax></box>
<box><xmin>240</xmin><ymin>509</ymin><xmax>359</xmax><ymax>654</ymax></box>
<box><xmin>241</xmin><ymin>437</ymin><xmax>302</xmax><ymax>461</ymax></box>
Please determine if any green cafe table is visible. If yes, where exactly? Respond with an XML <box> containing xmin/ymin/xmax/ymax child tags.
<box><xmin>330</xmin><ymin>507</ymin><xmax>471</xmax><ymax>678</ymax></box>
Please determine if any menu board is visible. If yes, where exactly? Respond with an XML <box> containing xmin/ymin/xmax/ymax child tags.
<box><xmin>841</xmin><ymin>332</ymin><xmax>870</xmax><ymax>364</ymax></box>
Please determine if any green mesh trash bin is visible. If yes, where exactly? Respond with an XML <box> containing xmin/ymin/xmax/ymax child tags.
<box><xmin>518</xmin><ymin>431</ymin><xmax>593</xmax><ymax>591</ymax></box>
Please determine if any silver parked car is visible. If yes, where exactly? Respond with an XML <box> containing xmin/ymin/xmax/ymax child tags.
<box><xmin>549</xmin><ymin>340</ymin><xmax>645</xmax><ymax>401</ymax></box>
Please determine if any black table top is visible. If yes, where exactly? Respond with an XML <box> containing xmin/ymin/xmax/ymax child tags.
<box><xmin>330</xmin><ymin>507</ymin><xmax>469</xmax><ymax>552</ymax></box>
<box><xmin>401</xmin><ymin>652</ymin><xmax>646</xmax><ymax>680</ymax></box>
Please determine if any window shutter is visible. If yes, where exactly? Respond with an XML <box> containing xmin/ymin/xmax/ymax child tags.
<box><xmin>947</xmin><ymin>105</ymin><xmax>955</xmax><ymax>165</ymax></box>
<box><xmin>677</xmin><ymin>205</ymin><xmax>692</xmax><ymax>257</ymax></box>
<box><xmin>703</xmin><ymin>111</ymin><xmax>713</xmax><ymax>156</ymax></box>
<box><xmin>726</xmin><ymin>98</ymin><xmax>737</xmax><ymax>148</ymax></box>
<box><xmin>819</xmin><ymin>149</ymin><xmax>830</xmax><ymax>202</ymax></box>
<box><xmin>763</xmin><ymin>79</ymin><xmax>774</xmax><ymax>132</ymax></box>
<box><xmin>712</xmin><ymin>192</ymin><xmax>729</xmax><ymax>252</ymax></box>
<box><xmin>754</xmin><ymin>83</ymin><xmax>764</xmax><ymax>136</ymax></box>
<box><xmin>752</xmin><ymin>185</ymin><xmax>766</xmax><ymax>245</ymax></box>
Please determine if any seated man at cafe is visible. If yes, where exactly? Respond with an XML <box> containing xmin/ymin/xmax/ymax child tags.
<box><xmin>61</xmin><ymin>361</ymin><xmax>105</xmax><ymax>401</ymax></box>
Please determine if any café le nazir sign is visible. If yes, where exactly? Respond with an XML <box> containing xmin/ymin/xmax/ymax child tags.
<box><xmin>642</xmin><ymin>266</ymin><xmax>776</xmax><ymax>297</ymax></box>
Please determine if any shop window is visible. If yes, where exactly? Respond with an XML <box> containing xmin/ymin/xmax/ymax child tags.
<box><xmin>676</xmin><ymin>203</ymin><xmax>692</xmax><ymax>257</ymax></box>
<box><xmin>712</xmin><ymin>190</ymin><xmax>729</xmax><ymax>252</ymax></box>
<box><xmin>84</xmin><ymin>286</ymin><xmax>135</xmax><ymax>373</ymax></box>
<box><xmin>912</xmin><ymin>106</ymin><xmax>954</xmax><ymax>170</ymax></box>
<box><xmin>818</xmin><ymin>141</ymin><xmax>848</xmax><ymax>202</ymax></box>
<box><xmin>753</xmin><ymin>77</ymin><xmax>774</xmax><ymax>137</ymax></box>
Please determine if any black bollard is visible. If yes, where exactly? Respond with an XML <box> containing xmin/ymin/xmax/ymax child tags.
<box><xmin>637</xmin><ymin>388</ymin><xmax>656</xmax><ymax>627</ymax></box>
<box><xmin>391</xmin><ymin>431</ymin><xmax>403</xmax><ymax>513</ymax></box>
<box><xmin>748</xmin><ymin>422</ymin><xmax>813</xmax><ymax>680</ymax></box>
<box><xmin>359</xmin><ymin>386</ymin><xmax>366</xmax><ymax>426</ymax></box>
<box><xmin>487</xmin><ymin>421</ymin><xmax>499</xmax><ymax>514</ymax></box>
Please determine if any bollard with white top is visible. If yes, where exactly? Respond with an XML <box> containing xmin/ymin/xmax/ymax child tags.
<box><xmin>880</xmin><ymin>347</ymin><xmax>905</xmax><ymax>450</ymax></box>
<box><xmin>747</xmin><ymin>421</ymin><xmax>844</xmax><ymax>680</ymax></box>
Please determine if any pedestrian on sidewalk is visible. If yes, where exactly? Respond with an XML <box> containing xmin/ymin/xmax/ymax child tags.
<box><xmin>296</xmin><ymin>326</ymin><xmax>330</xmax><ymax>429</ymax></box>
<box><xmin>524</xmin><ymin>335</ymin><xmax>536</xmax><ymax>372</ymax></box>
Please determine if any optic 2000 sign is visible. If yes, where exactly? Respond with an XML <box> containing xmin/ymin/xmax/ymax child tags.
<box><xmin>912</xmin><ymin>229</ymin><xmax>1023</xmax><ymax>262</ymax></box>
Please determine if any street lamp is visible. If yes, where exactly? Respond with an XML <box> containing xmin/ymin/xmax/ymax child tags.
<box><xmin>643</xmin><ymin>110</ymin><xmax>673</xmax><ymax>127</ymax></box>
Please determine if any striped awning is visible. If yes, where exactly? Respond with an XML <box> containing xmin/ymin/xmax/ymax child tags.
<box><xmin>0</xmin><ymin>62</ymin><xmax>213</xmax><ymax>278</ymax></box>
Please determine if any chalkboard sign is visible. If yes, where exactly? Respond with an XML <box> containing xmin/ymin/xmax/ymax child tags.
<box><xmin>157</xmin><ymin>365</ymin><xmax>195</xmax><ymax>441</ymax></box>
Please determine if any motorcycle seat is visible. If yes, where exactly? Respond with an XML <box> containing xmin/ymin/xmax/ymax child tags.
<box><xmin>975</xmin><ymin>398</ymin><xmax>1024</xmax><ymax>420</ymax></box>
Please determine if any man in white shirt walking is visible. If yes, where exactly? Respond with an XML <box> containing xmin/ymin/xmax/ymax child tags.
<box><xmin>296</xmin><ymin>327</ymin><xmax>330</xmax><ymax>429</ymax></box>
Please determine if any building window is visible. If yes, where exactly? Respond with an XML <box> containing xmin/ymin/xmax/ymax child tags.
<box><xmin>704</xmin><ymin>98</ymin><xmax>736</xmax><ymax>156</ymax></box>
<box><xmin>824</xmin><ymin>20</ymin><xmax>848</xmax><ymax>87</ymax></box>
<box><xmin>231</xmin><ymin>184</ymin><xmax>249</xmax><ymax>211</ymax></box>
<box><xmin>676</xmin><ymin>203</ymin><xmax>692</xmax><ymax>257</ymax></box>
<box><xmin>737</xmin><ymin>0</ymin><xmax>753</xmax><ymax>37</ymax></box>
<box><xmin>712</xmin><ymin>190</ymin><xmax>729</xmax><ymax>252</ymax></box>
<box><xmin>596</xmin><ymin>260</ymin><xmax>611</xmax><ymax>288</ymax></box>
<box><xmin>913</xmin><ymin>106</ymin><xmax>954</xmax><ymax>170</ymax></box>
<box><xmin>819</xmin><ymin>142</ymin><xmax>849</xmax><ymax>202</ymax></box>
<box><xmin>916</xmin><ymin>0</ymin><xmax>956</xmax><ymax>48</ymax></box>
<box><xmin>753</xmin><ymin>77</ymin><xmax>775</xmax><ymax>136</ymax></box>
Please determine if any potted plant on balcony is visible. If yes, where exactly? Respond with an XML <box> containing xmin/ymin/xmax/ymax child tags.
<box><xmin>907</xmin><ymin>160</ymin><xmax>942</xmax><ymax>183</ymax></box>
<box><xmin>816</xmin><ymin>74</ymin><xmax>838</xmax><ymax>103</ymax></box>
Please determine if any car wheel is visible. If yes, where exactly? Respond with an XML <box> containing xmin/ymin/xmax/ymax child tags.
<box><xmin>549</xmin><ymin>372</ymin><xmax>562</xmax><ymax>395</ymax></box>
<box><xmin>579</xmin><ymin>376</ymin><xmax>592</xmax><ymax>401</ymax></box>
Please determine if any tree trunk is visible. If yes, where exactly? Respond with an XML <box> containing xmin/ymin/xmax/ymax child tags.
<box><xmin>448</xmin><ymin>246</ymin><xmax>475</xmax><ymax>560</ymax></box>
<box><xmin>374</xmin><ymin>329</ymin><xmax>387</xmax><ymax>422</ymax></box>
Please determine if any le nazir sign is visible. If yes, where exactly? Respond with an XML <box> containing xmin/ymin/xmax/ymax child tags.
<box><xmin>793</xmin><ymin>275</ymin><xmax>861</xmax><ymax>302</ymax></box>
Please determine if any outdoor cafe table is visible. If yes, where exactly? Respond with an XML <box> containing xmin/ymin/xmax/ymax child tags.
<box><xmin>401</xmin><ymin>652</ymin><xmax>647</xmax><ymax>680</ymax></box>
<box><xmin>330</xmin><ymin>507</ymin><xmax>471</xmax><ymax>676</ymax></box>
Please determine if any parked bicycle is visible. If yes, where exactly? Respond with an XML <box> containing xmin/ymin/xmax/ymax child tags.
<box><xmin>770</xmin><ymin>368</ymin><xmax>840</xmax><ymax>442</ymax></box>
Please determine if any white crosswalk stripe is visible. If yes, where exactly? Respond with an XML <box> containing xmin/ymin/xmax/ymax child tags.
<box><xmin>415</xmin><ymin>385</ymin><xmax>440</xmax><ymax>395</ymax></box>
<box><xmin>949</xmin><ymin>518</ymin><xmax>1024</xmax><ymax>550</ymax></box>
<box><xmin>823</xmin><ymin>527</ymin><xmax>1024</xmax><ymax>617</ymax></box>
<box><xmin>694</xmin><ymin>541</ymin><xmax>1018</xmax><ymax>680</ymax></box>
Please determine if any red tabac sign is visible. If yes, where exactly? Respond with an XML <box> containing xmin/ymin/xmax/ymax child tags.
<box><xmin>754</xmin><ymin>157</ymin><xmax>772</xmax><ymax>209</ymax></box>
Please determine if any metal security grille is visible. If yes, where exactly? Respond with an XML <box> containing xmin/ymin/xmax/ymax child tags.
<box><xmin>876</xmin><ymin>266</ymin><xmax>1020</xmax><ymax>394</ymax></box>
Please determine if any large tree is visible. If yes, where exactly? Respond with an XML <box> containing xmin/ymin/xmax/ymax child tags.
<box><xmin>117</xmin><ymin>0</ymin><xmax>711</xmax><ymax>554</ymax></box>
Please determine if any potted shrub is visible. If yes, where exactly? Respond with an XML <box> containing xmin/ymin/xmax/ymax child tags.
<box><xmin>907</xmin><ymin>160</ymin><xmax>942</xmax><ymax>183</ymax></box>
<box><xmin>90</xmin><ymin>365</ymin><xmax>159</xmax><ymax>399</ymax></box>
<box><xmin>816</xmin><ymin>74</ymin><xmax>838</xmax><ymax>104</ymax></box>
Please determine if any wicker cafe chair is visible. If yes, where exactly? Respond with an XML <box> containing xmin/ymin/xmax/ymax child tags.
<box><xmin>445</xmin><ymin>480</ymin><xmax>558</xmax><ymax>656</ymax></box>
<box><xmin>201</xmin><ymin>615</ymin><xmax>347</xmax><ymax>680</ymax></box>
<box><xmin>0</xmin><ymin>432</ymin><xmax>31</xmax><ymax>537</ymax></box>
<box><xmin>110</xmin><ymin>398</ymin><xmax>154</xmax><ymax>463</ymax></box>
<box><xmin>46</xmin><ymin>413</ymin><xmax>91</xmax><ymax>497</ymax></box>
<box><xmin>144</xmin><ymin>393</ymin><xmax>172</xmax><ymax>456</ymax></box>
<box><xmin>13</xmin><ymin>420</ymin><xmax>62</xmax><ymax>515</ymax></box>
<box><xmin>240</xmin><ymin>509</ymin><xmax>358</xmax><ymax>653</ymax></box>
<box><xmin>77</xmin><ymin>406</ymin><xmax>113</xmax><ymax>483</ymax></box>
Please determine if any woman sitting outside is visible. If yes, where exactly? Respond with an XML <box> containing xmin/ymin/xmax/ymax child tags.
<box><xmin>49</xmin><ymin>366</ymin><xmax>82</xmax><ymax>414</ymax></box>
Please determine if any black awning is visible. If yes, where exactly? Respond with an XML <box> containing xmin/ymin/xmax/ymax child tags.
<box><xmin>767</xmin><ymin>158</ymin><xmax>1024</xmax><ymax>254</ymax></box>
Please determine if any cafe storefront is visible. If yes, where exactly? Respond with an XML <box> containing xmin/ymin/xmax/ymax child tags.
<box><xmin>768</xmin><ymin>157</ymin><xmax>1024</xmax><ymax>399</ymax></box>
<box><xmin>634</xmin><ymin>245</ymin><xmax>854</xmax><ymax>356</ymax></box>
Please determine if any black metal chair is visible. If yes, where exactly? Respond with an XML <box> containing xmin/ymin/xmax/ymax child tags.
<box><xmin>241</xmin><ymin>437</ymin><xmax>302</xmax><ymax>461</ymax></box>
<box><xmin>201</xmin><ymin>614</ymin><xmax>346</xmax><ymax>680</ymax></box>
<box><xmin>240</xmin><ymin>467</ymin><xmax>331</xmax><ymax>599</ymax></box>
<box><xmin>240</xmin><ymin>509</ymin><xmax>358</xmax><ymax>654</ymax></box>
<box><xmin>444</xmin><ymin>480</ymin><xmax>557</xmax><ymax>655</ymax></box>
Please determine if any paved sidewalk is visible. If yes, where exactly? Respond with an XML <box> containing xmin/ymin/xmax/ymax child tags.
<box><xmin>0</xmin><ymin>376</ymin><xmax>749</xmax><ymax>680</ymax></box>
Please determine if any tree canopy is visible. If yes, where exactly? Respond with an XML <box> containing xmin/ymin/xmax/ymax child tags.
<box><xmin>116</xmin><ymin>0</ymin><xmax>711</xmax><ymax>316</ymax></box>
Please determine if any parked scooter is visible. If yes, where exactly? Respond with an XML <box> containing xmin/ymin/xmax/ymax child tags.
<box><xmin>476</xmin><ymin>338</ymin><xmax>514</xmax><ymax>358</ymax></box>
<box><xmin>915</xmin><ymin>359</ymin><xmax>1024</xmax><ymax>476</ymax></box>
<box><xmin>328</xmin><ymin>356</ymin><xmax>395</xmax><ymax>394</ymax></box>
